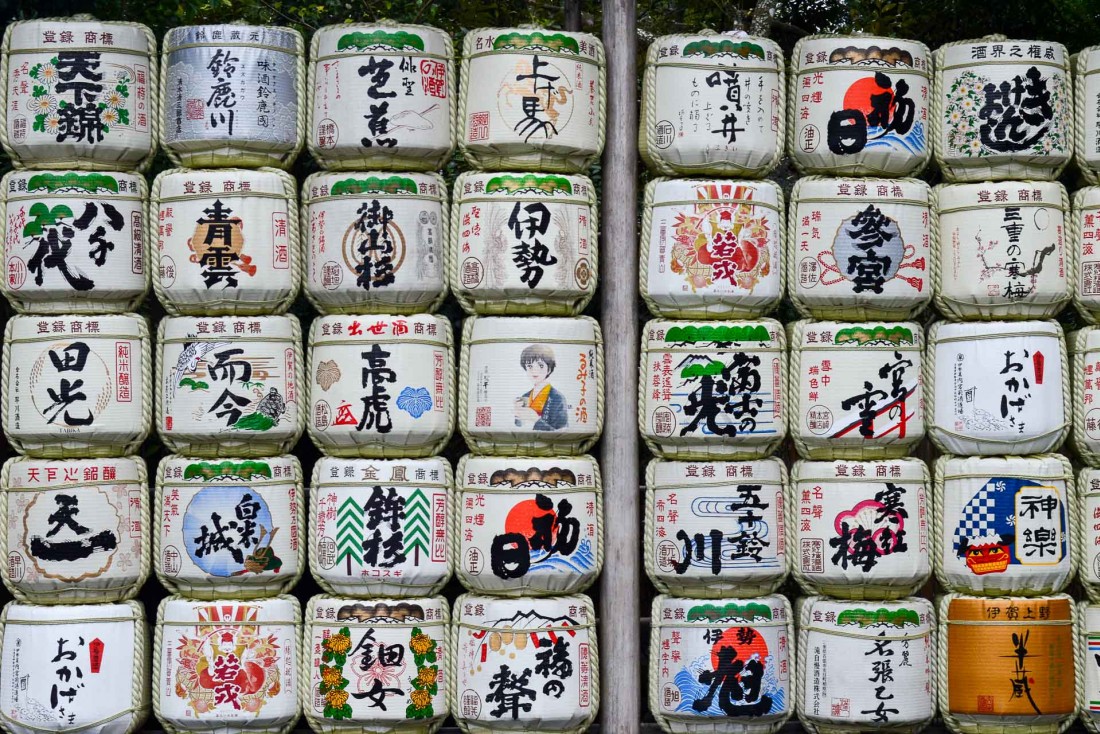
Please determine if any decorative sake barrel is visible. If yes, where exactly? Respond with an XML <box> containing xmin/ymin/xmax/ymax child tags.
<box><xmin>459</xmin><ymin>28</ymin><xmax>605</xmax><ymax>174</ymax></box>
<box><xmin>787</xmin><ymin>176</ymin><xmax>932</xmax><ymax>320</ymax></box>
<box><xmin>934</xmin><ymin>181</ymin><xmax>1069</xmax><ymax>320</ymax></box>
<box><xmin>154</xmin><ymin>454</ymin><xmax>304</xmax><ymax>599</ymax></box>
<box><xmin>1072</xmin><ymin>327</ymin><xmax>1100</xmax><ymax>465</ymax></box>
<box><xmin>308</xmin><ymin>313</ymin><xmax>454</xmax><ymax>457</ymax></box>
<box><xmin>3</xmin><ymin>313</ymin><xmax>150</xmax><ymax>457</ymax></box>
<box><xmin>460</xmin><ymin>316</ymin><xmax>602</xmax><ymax>456</ymax></box>
<box><xmin>797</xmin><ymin>596</ymin><xmax>934</xmax><ymax>733</ymax></box>
<box><xmin>935</xmin><ymin>39</ymin><xmax>1072</xmax><ymax>182</ymax></box>
<box><xmin>1077</xmin><ymin>469</ymin><xmax>1100</xmax><ymax>602</ymax></box>
<box><xmin>452</xmin><ymin>593</ymin><xmax>598</xmax><ymax>734</ymax></box>
<box><xmin>455</xmin><ymin>454</ymin><xmax>601</xmax><ymax>596</ymax></box>
<box><xmin>927</xmin><ymin>320</ymin><xmax>1069</xmax><ymax>456</ymax></box>
<box><xmin>639</xmin><ymin>33</ymin><xmax>784</xmax><ymax>178</ymax></box>
<box><xmin>935</xmin><ymin>454</ymin><xmax>1074</xmax><ymax>596</ymax></box>
<box><xmin>940</xmin><ymin>594</ymin><xmax>1076</xmax><ymax>734</ymax></box>
<box><xmin>1073</xmin><ymin>187</ymin><xmax>1100</xmax><ymax>323</ymax></box>
<box><xmin>302</xmin><ymin>595</ymin><xmax>449</xmax><ymax>733</ymax></box>
<box><xmin>310</xmin><ymin>456</ymin><xmax>453</xmax><ymax>597</ymax></box>
<box><xmin>789</xmin><ymin>320</ymin><xmax>923</xmax><ymax>460</ymax></box>
<box><xmin>0</xmin><ymin>601</ymin><xmax>150</xmax><ymax>734</ymax></box>
<box><xmin>650</xmin><ymin>594</ymin><xmax>792</xmax><ymax>734</ymax></box>
<box><xmin>1077</xmin><ymin>48</ymin><xmax>1100</xmax><ymax>185</ymax></box>
<box><xmin>646</xmin><ymin>458</ymin><xmax>787</xmax><ymax>597</ymax></box>
<box><xmin>790</xmin><ymin>458</ymin><xmax>930</xmax><ymax>599</ymax></box>
<box><xmin>787</xmin><ymin>35</ymin><xmax>931</xmax><ymax>177</ymax></box>
<box><xmin>302</xmin><ymin>171</ymin><xmax>448</xmax><ymax>315</ymax></box>
<box><xmin>161</xmin><ymin>25</ymin><xmax>304</xmax><ymax>169</ymax></box>
<box><xmin>640</xmin><ymin>319</ymin><xmax>786</xmax><ymax>459</ymax></box>
<box><xmin>150</xmin><ymin>167</ymin><xmax>300</xmax><ymax>315</ymax></box>
<box><xmin>308</xmin><ymin>23</ymin><xmax>456</xmax><ymax>171</ymax></box>
<box><xmin>641</xmin><ymin>178</ymin><xmax>783</xmax><ymax>318</ymax></box>
<box><xmin>156</xmin><ymin>315</ymin><xmax>305</xmax><ymax>457</ymax></box>
<box><xmin>1</xmin><ymin>19</ymin><xmax>157</xmax><ymax>170</ymax></box>
<box><xmin>1079</xmin><ymin>602</ymin><xmax>1100</xmax><ymax>731</ymax></box>
<box><xmin>451</xmin><ymin>171</ymin><xmax>597</xmax><ymax>315</ymax></box>
<box><xmin>154</xmin><ymin>595</ymin><xmax>300</xmax><ymax>734</ymax></box>
<box><xmin>1</xmin><ymin>457</ymin><xmax>148</xmax><ymax>604</ymax></box>
<box><xmin>0</xmin><ymin>170</ymin><xmax>148</xmax><ymax>313</ymax></box>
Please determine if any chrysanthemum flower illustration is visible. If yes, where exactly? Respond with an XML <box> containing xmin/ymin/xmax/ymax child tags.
<box><xmin>43</xmin><ymin>112</ymin><xmax>61</xmax><ymax>134</ymax></box>
<box><xmin>101</xmin><ymin>107</ymin><xmax>120</xmax><ymax>125</ymax></box>
<box><xmin>36</xmin><ymin>63</ymin><xmax>57</xmax><ymax>83</ymax></box>
<box><xmin>410</xmin><ymin>633</ymin><xmax>433</xmax><ymax>656</ymax></box>
<box><xmin>410</xmin><ymin>689</ymin><xmax>432</xmax><ymax>709</ymax></box>
<box><xmin>325</xmin><ymin>689</ymin><xmax>349</xmax><ymax>708</ymax></box>
<box><xmin>104</xmin><ymin>89</ymin><xmax>125</xmax><ymax>109</ymax></box>
<box><xmin>31</xmin><ymin>95</ymin><xmax>56</xmax><ymax>114</ymax></box>
<box><xmin>417</xmin><ymin>666</ymin><xmax>438</xmax><ymax>687</ymax></box>
<box><xmin>324</xmin><ymin>633</ymin><xmax>351</xmax><ymax>655</ymax></box>
<box><xmin>320</xmin><ymin>665</ymin><xmax>343</xmax><ymax>688</ymax></box>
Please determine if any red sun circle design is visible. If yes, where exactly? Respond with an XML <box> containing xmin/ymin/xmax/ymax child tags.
<box><xmin>843</xmin><ymin>76</ymin><xmax>892</xmax><ymax>118</ymax></box>
<box><xmin>504</xmin><ymin>499</ymin><xmax>555</xmax><ymax>542</ymax></box>
<box><xmin>710</xmin><ymin>626</ymin><xmax>770</xmax><ymax>670</ymax></box>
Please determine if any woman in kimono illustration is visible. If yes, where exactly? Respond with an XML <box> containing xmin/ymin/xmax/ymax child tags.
<box><xmin>514</xmin><ymin>344</ymin><xmax>568</xmax><ymax>431</ymax></box>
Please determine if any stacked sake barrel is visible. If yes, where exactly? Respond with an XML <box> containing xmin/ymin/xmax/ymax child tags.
<box><xmin>0</xmin><ymin>18</ymin><xmax>157</xmax><ymax>734</ymax></box>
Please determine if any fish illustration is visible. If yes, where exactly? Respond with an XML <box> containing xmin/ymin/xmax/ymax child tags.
<box><xmin>174</xmin><ymin>340</ymin><xmax>232</xmax><ymax>392</ymax></box>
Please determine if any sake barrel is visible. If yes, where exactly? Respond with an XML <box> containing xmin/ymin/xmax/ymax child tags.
<box><xmin>460</xmin><ymin>316</ymin><xmax>602</xmax><ymax>456</ymax></box>
<box><xmin>150</xmin><ymin>167</ymin><xmax>300</xmax><ymax>315</ymax></box>
<box><xmin>639</xmin><ymin>33</ymin><xmax>784</xmax><ymax>178</ymax></box>
<box><xmin>641</xmin><ymin>178</ymin><xmax>783</xmax><ymax>318</ymax></box>
<box><xmin>927</xmin><ymin>320</ymin><xmax>1069</xmax><ymax>455</ymax></box>
<box><xmin>0</xmin><ymin>601</ymin><xmax>150</xmax><ymax>734</ymax></box>
<box><xmin>939</xmin><ymin>594</ymin><xmax>1076</xmax><ymax>734</ymax></box>
<box><xmin>154</xmin><ymin>595</ymin><xmax>300</xmax><ymax>734</ymax></box>
<box><xmin>156</xmin><ymin>315</ymin><xmax>305</xmax><ymax>457</ymax></box>
<box><xmin>1071</xmin><ymin>327</ymin><xmax>1100</xmax><ymax>464</ymax></box>
<box><xmin>789</xmin><ymin>320</ymin><xmax>924</xmax><ymax>460</ymax></box>
<box><xmin>1076</xmin><ymin>48</ymin><xmax>1100</xmax><ymax>185</ymax></box>
<box><xmin>302</xmin><ymin>171</ymin><xmax>448</xmax><ymax>315</ymax></box>
<box><xmin>1</xmin><ymin>170</ymin><xmax>148</xmax><ymax>313</ymax></box>
<box><xmin>308</xmin><ymin>314</ymin><xmax>454</xmax><ymax>457</ymax></box>
<box><xmin>459</xmin><ymin>28</ymin><xmax>605</xmax><ymax>174</ymax></box>
<box><xmin>308</xmin><ymin>23</ymin><xmax>456</xmax><ymax>171</ymax></box>
<box><xmin>650</xmin><ymin>594</ymin><xmax>793</xmax><ymax>734</ymax></box>
<box><xmin>161</xmin><ymin>25</ymin><xmax>304</xmax><ymax>169</ymax></box>
<box><xmin>310</xmin><ymin>456</ymin><xmax>453</xmax><ymax>597</ymax></box>
<box><xmin>451</xmin><ymin>171</ymin><xmax>597</xmax><ymax>316</ymax></box>
<box><xmin>934</xmin><ymin>454</ymin><xmax>1074</xmax><ymax>596</ymax></box>
<box><xmin>1072</xmin><ymin>187</ymin><xmax>1100</xmax><ymax>323</ymax></box>
<box><xmin>797</xmin><ymin>596</ymin><xmax>934</xmax><ymax>733</ymax></box>
<box><xmin>1076</xmin><ymin>468</ymin><xmax>1100</xmax><ymax>602</ymax></box>
<box><xmin>1078</xmin><ymin>602</ymin><xmax>1100</xmax><ymax>732</ymax></box>
<box><xmin>302</xmin><ymin>595</ymin><xmax>450</xmax><ymax>733</ymax></box>
<box><xmin>787</xmin><ymin>35</ymin><xmax>931</xmax><ymax>176</ymax></box>
<box><xmin>154</xmin><ymin>454</ymin><xmax>303</xmax><ymax>599</ymax></box>
<box><xmin>787</xmin><ymin>177</ymin><xmax>932</xmax><ymax>320</ymax></box>
<box><xmin>934</xmin><ymin>39</ymin><xmax>1072</xmax><ymax>182</ymax></box>
<box><xmin>1</xmin><ymin>19</ymin><xmax>156</xmax><ymax>170</ymax></box>
<box><xmin>933</xmin><ymin>181</ymin><xmax>1069</xmax><ymax>320</ymax></box>
<box><xmin>640</xmin><ymin>319</ymin><xmax>786</xmax><ymax>459</ymax></box>
<box><xmin>646</xmin><ymin>458</ymin><xmax>787</xmax><ymax>597</ymax></box>
<box><xmin>3</xmin><ymin>313</ymin><xmax>150</xmax><ymax>457</ymax></box>
<box><xmin>790</xmin><ymin>458</ymin><xmax>930</xmax><ymax>599</ymax></box>
<box><xmin>0</xmin><ymin>456</ymin><xmax>148</xmax><ymax>604</ymax></box>
<box><xmin>452</xmin><ymin>593</ymin><xmax>597</xmax><ymax>734</ymax></box>
<box><xmin>455</xmin><ymin>454</ymin><xmax>601</xmax><ymax>596</ymax></box>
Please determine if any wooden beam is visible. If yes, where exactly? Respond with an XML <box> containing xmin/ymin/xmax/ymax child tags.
<box><xmin>564</xmin><ymin>0</ymin><xmax>582</xmax><ymax>31</ymax></box>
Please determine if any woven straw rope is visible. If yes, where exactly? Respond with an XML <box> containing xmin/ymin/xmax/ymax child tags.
<box><xmin>307</xmin><ymin>22</ymin><xmax>457</xmax><ymax>172</ymax></box>
<box><xmin>931</xmin><ymin>182</ymin><xmax>1072</xmax><ymax>320</ymax></box>
<box><xmin>457</xmin><ymin>28</ymin><xmax>606</xmax><ymax>174</ymax></box>
<box><xmin>449</xmin><ymin>592</ymin><xmax>600</xmax><ymax>734</ymax></box>
<box><xmin>787</xmin><ymin>458</ymin><xmax>931</xmax><ymax>599</ymax></box>
<box><xmin>925</xmin><ymin>320</ymin><xmax>1071</xmax><ymax>455</ymax></box>
<box><xmin>1073</xmin><ymin>328</ymin><xmax>1100</xmax><ymax>465</ymax></box>
<box><xmin>932</xmin><ymin>453</ymin><xmax>1076</xmax><ymax>597</ymax></box>
<box><xmin>2</xmin><ymin>313</ymin><xmax>152</xmax><ymax>457</ymax></box>
<box><xmin>149</xmin><ymin>167</ymin><xmax>302</xmax><ymax>316</ymax></box>
<box><xmin>450</xmin><ymin>171</ymin><xmax>599</xmax><ymax>316</ymax></box>
<box><xmin>0</xmin><ymin>600</ymin><xmax>150</xmax><ymax>734</ymax></box>
<box><xmin>458</xmin><ymin>316</ymin><xmax>604</xmax><ymax>456</ymax></box>
<box><xmin>933</xmin><ymin>36</ymin><xmax>1073</xmax><ymax>183</ymax></box>
<box><xmin>158</xmin><ymin>25</ymin><xmax>306</xmax><ymax>169</ymax></box>
<box><xmin>1072</xmin><ymin>187</ymin><xmax>1100</xmax><ymax>325</ymax></box>
<box><xmin>451</xmin><ymin>453</ymin><xmax>603</xmax><ymax>597</ymax></box>
<box><xmin>308</xmin><ymin>457</ymin><xmax>454</xmax><ymax>597</ymax></box>
<box><xmin>786</xmin><ymin>34</ymin><xmax>931</xmax><ymax>177</ymax></box>
<box><xmin>1077</xmin><ymin>48</ymin><xmax>1100</xmax><ymax>188</ymax></box>
<box><xmin>644</xmin><ymin>457</ymin><xmax>788</xmax><ymax>597</ymax></box>
<box><xmin>639</xmin><ymin>179</ymin><xmax>785</xmax><ymax>319</ymax></box>
<box><xmin>638</xmin><ymin>33</ymin><xmax>786</xmax><ymax>178</ymax></box>
<box><xmin>299</xmin><ymin>171</ymin><xmax>451</xmax><ymax>315</ymax></box>
<box><xmin>153</xmin><ymin>454</ymin><xmax>305</xmax><ymax>599</ymax></box>
<box><xmin>305</xmin><ymin>315</ymin><xmax>455</xmax><ymax>458</ymax></box>
<box><xmin>0</xmin><ymin>18</ymin><xmax>159</xmax><ymax>172</ymax></box>
<box><xmin>155</xmin><ymin>314</ymin><xmax>306</xmax><ymax>457</ymax></box>
<box><xmin>152</xmin><ymin>594</ymin><xmax>301</xmax><ymax>734</ymax></box>
<box><xmin>936</xmin><ymin>593</ymin><xmax>1078</xmax><ymax>734</ymax></box>
<box><xmin>786</xmin><ymin>176</ymin><xmax>933</xmax><ymax>321</ymax></box>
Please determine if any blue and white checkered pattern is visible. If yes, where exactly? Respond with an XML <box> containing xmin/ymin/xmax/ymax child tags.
<box><xmin>953</xmin><ymin>486</ymin><xmax>999</xmax><ymax>547</ymax></box>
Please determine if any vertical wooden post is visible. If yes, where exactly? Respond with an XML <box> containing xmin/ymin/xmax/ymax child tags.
<box><xmin>564</xmin><ymin>0</ymin><xmax>582</xmax><ymax>31</ymax></box>
<box><xmin>599</xmin><ymin>0</ymin><xmax>640</xmax><ymax>732</ymax></box>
